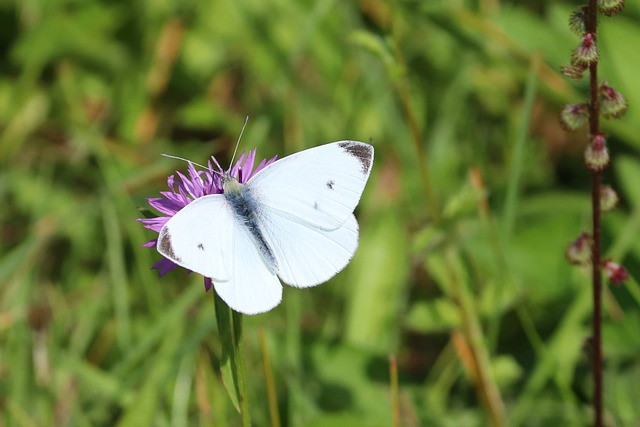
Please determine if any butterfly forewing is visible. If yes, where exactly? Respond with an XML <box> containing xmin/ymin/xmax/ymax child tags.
<box><xmin>157</xmin><ymin>195</ymin><xmax>234</xmax><ymax>281</ymax></box>
<box><xmin>247</xmin><ymin>141</ymin><xmax>374</xmax><ymax>231</ymax></box>
<box><xmin>158</xmin><ymin>193</ymin><xmax>283</xmax><ymax>314</ymax></box>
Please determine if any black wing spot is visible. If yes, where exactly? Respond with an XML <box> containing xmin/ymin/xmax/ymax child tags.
<box><xmin>338</xmin><ymin>141</ymin><xmax>373</xmax><ymax>176</ymax></box>
<box><xmin>326</xmin><ymin>180</ymin><xmax>335</xmax><ymax>190</ymax></box>
<box><xmin>197</xmin><ymin>243</ymin><xmax>205</xmax><ymax>251</ymax></box>
<box><xmin>159</xmin><ymin>229</ymin><xmax>182</xmax><ymax>262</ymax></box>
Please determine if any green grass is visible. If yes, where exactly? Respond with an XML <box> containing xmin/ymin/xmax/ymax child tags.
<box><xmin>1</xmin><ymin>1</ymin><xmax>640</xmax><ymax>426</ymax></box>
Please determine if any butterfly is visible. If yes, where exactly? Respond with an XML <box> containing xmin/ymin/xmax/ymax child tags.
<box><xmin>157</xmin><ymin>141</ymin><xmax>374</xmax><ymax>314</ymax></box>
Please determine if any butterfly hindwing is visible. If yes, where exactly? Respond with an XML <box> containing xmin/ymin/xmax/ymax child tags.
<box><xmin>258</xmin><ymin>209</ymin><xmax>359</xmax><ymax>287</ymax></box>
<box><xmin>213</xmin><ymin>223</ymin><xmax>283</xmax><ymax>314</ymax></box>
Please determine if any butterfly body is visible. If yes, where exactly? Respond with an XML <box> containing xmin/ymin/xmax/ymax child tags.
<box><xmin>157</xmin><ymin>141</ymin><xmax>374</xmax><ymax>314</ymax></box>
<box><xmin>222</xmin><ymin>175</ymin><xmax>278</xmax><ymax>273</ymax></box>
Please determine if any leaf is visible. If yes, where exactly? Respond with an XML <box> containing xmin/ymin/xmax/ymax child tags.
<box><xmin>348</xmin><ymin>30</ymin><xmax>403</xmax><ymax>80</ymax></box>
<box><xmin>404</xmin><ymin>298</ymin><xmax>461</xmax><ymax>333</ymax></box>
<box><xmin>344</xmin><ymin>212</ymin><xmax>410</xmax><ymax>353</ymax></box>
<box><xmin>600</xmin><ymin>16</ymin><xmax>640</xmax><ymax>149</ymax></box>
<box><xmin>615</xmin><ymin>155</ymin><xmax>640</xmax><ymax>206</ymax></box>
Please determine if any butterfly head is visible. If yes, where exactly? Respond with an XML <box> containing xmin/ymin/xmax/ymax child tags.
<box><xmin>221</xmin><ymin>172</ymin><xmax>243</xmax><ymax>195</ymax></box>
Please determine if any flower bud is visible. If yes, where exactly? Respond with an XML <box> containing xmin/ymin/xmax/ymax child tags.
<box><xmin>603</xmin><ymin>260</ymin><xmax>628</xmax><ymax>285</ymax></box>
<box><xmin>566</xmin><ymin>233</ymin><xmax>592</xmax><ymax>265</ymax></box>
<box><xmin>600</xmin><ymin>185</ymin><xmax>619</xmax><ymax>211</ymax></box>
<box><xmin>584</xmin><ymin>134</ymin><xmax>609</xmax><ymax>171</ymax></box>
<box><xmin>560</xmin><ymin>65</ymin><xmax>586</xmax><ymax>80</ymax></box>
<box><xmin>598</xmin><ymin>0</ymin><xmax>625</xmax><ymax>17</ymax></box>
<box><xmin>571</xmin><ymin>33</ymin><xmax>598</xmax><ymax>66</ymax></box>
<box><xmin>560</xmin><ymin>103</ymin><xmax>589</xmax><ymax>130</ymax></box>
<box><xmin>569</xmin><ymin>6</ymin><xmax>588</xmax><ymax>35</ymax></box>
<box><xmin>600</xmin><ymin>81</ymin><xmax>628</xmax><ymax>119</ymax></box>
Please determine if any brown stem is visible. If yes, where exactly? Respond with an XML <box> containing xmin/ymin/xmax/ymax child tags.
<box><xmin>587</xmin><ymin>1</ymin><xmax>603</xmax><ymax>426</ymax></box>
<box><xmin>390</xmin><ymin>355</ymin><xmax>400</xmax><ymax>427</ymax></box>
<box><xmin>591</xmin><ymin>172</ymin><xmax>603</xmax><ymax>427</ymax></box>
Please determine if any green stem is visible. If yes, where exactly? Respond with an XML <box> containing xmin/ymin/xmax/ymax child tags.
<box><xmin>445</xmin><ymin>248</ymin><xmax>506</xmax><ymax>427</ymax></box>
<box><xmin>232</xmin><ymin>310</ymin><xmax>251</xmax><ymax>427</ymax></box>
<box><xmin>387</xmin><ymin>6</ymin><xmax>439</xmax><ymax>221</ymax></box>
<box><xmin>214</xmin><ymin>293</ymin><xmax>251</xmax><ymax>426</ymax></box>
<box><xmin>502</xmin><ymin>52</ymin><xmax>540</xmax><ymax>241</ymax></box>
<box><xmin>259</xmin><ymin>329</ymin><xmax>281</xmax><ymax>427</ymax></box>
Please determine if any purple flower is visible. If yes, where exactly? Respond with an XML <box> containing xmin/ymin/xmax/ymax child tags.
<box><xmin>138</xmin><ymin>149</ymin><xmax>277</xmax><ymax>290</ymax></box>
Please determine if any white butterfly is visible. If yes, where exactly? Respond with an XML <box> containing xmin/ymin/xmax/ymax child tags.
<box><xmin>157</xmin><ymin>141</ymin><xmax>374</xmax><ymax>314</ymax></box>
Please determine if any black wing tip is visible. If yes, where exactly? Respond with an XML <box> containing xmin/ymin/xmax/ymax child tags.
<box><xmin>338</xmin><ymin>140</ymin><xmax>374</xmax><ymax>176</ymax></box>
<box><xmin>158</xmin><ymin>228</ymin><xmax>182</xmax><ymax>263</ymax></box>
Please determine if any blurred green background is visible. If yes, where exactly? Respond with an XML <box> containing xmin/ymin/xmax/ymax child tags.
<box><xmin>2</xmin><ymin>0</ymin><xmax>640</xmax><ymax>426</ymax></box>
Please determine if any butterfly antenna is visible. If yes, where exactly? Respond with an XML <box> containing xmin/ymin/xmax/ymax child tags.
<box><xmin>229</xmin><ymin>116</ymin><xmax>249</xmax><ymax>168</ymax></box>
<box><xmin>161</xmin><ymin>153</ymin><xmax>209</xmax><ymax>170</ymax></box>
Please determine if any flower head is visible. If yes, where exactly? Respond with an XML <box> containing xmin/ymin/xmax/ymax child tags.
<box><xmin>600</xmin><ymin>185</ymin><xmax>619</xmax><ymax>211</ymax></box>
<box><xmin>138</xmin><ymin>149</ymin><xmax>277</xmax><ymax>290</ymax></box>
<box><xmin>560</xmin><ymin>103</ymin><xmax>589</xmax><ymax>131</ymax></box>
<box><xmin>599</xmin><ymin>81</ymin><xmax>628</xmax><ymax>119</ymax></box>
<box><xmin>569</xmin><ymin>6</ymin><xmax>588</xmax><ymax>35</ymax></box>
<box><xmin>598</xmin><ymin>0</ymin><xmax>625</xmax><ymax>17</ymax></box>
<box><xmin>584</xmin><ymin>133</ymin><xmax>609</xmax><ymax>171</ymax></box>
<box><xmin>566</xmin><ymin>232</ymin><xmax>592</xmax><ymax>265</ymax></box>
<box><xmin>603</xmin><ymin>259</ymin><xmax>629</xmax><ymax>285</ymax></box>
<box><xmin>571</xmin><ymin>33</ymin><xmax>598</xmax><ymax>67</ymax></box>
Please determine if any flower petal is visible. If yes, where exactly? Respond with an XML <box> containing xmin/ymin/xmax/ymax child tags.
<box><xmin>141</xmin><ymin>239</ymin><xmax>157</xmax><ymax>248</ymax></box>
<box><xmin>152</xmin><ymin>257</ymin><xmax>179</xmax><ymax>276</ymax></box>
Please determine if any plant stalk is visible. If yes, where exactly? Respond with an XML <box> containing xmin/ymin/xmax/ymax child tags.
<box><xmin>587</xmin><ymin>1</ymin><xmax>603</xmax><ymax>425</ymax></box>
<box><xmin>390</xmin><ymin>355</ymin><xmax>400</xmax><ymax>427</ymax></box>
<box><xmin>232</xmin><ymin>311</ymin><xmax>251</xmax><ymax>427</ymax></box>
<box><xmin>214</xmin><ymin>293</ymin><xmax>251</xmax><ymax>426</ymax></box>
<box><xmin>259</xmin><ymin>329</ymin><xmax>281</xmax><ymax>427</ymax></box>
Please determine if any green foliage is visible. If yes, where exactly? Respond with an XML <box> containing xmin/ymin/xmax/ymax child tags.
<box><xmin>1</xmin><ymin>0</ymin><xmax>640</xmax><ymax>426</ymax></box>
